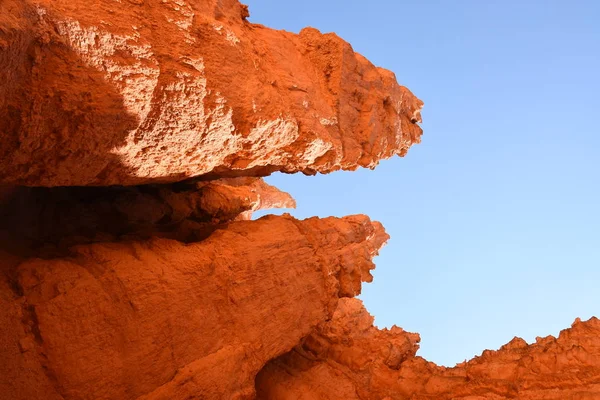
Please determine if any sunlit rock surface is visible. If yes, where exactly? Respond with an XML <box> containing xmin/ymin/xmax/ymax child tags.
<box><xmin>0</xmin><ymin>0</ymin><xmax>422</xmax><ymax>186</ymax></box>
<box><xmin>1</xmin><ymin>1</ymin><xmax>598</xmax><ymax>399</ymax></box>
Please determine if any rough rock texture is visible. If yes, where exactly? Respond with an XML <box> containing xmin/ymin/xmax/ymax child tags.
<box><xmin>1</xmin><ymin>215</ymin><xmax>387</xmax><ymax>400</ymax></box>
<box><xmin>0</xmin><ymin>0</ymin><xmax>423</xmax><ymax>186</ymax></box>
<box><xmin>257</xmin><ymin>299</ymin><xmax>600</xmax><ymax>400</ymax></box>
<box><xmin>1</xmin><ymin>1</ymin><xmax>598</xmax><ymax>400</ymax></box>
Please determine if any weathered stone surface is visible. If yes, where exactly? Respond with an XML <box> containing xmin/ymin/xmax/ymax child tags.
<box><xmin>0</xmin><ymin>214</ymin><xmax>388</xmax><ymax>400</ymax></box>
<box><xmin>2</xmin><ymin>1</ymin><xmax>598</xmax><ymax>399</ymax></box>
<box><xmin>0</xmin><ymin>0</ymin><xmax>422</xmax><ymax>186</ymax></box>
<box><xmin>197</xmin><ymin>177</ymin><xmax>296</xmax><ymax>221</ymax></box>
<box><xmin>257</xmin><ymin>298</ymin><xmax>600</xmax><ymax>400</ymax></box>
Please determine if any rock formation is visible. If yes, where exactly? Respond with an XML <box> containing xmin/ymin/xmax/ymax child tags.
<box><xmin>257</xmin><ymin>299</ymin><xmax>600</xmax><ymax>400</ymax></box>
<box><xmin>0</xmin><ymin>0</ymin><xmax>422</xmax><ymax>186</ymax></box>
<box><xmin>0</xmin><ymin>1</ymin><xmax>597</xmax><ymax>399</ymax></box>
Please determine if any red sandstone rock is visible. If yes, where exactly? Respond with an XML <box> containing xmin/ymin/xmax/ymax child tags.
<box><xmin>1</xmin><ymin>1</ymin><xmax>598</xmax><ymax>399</ymax></box>
<box><xmin>196</xmin><ymin>177</ymin><xmax>296</xmax><ymax>221</ymax></box>
<box><xmin>0</xmin><ymin>177</ymin><xmax>293</xmax><ymax>249</ymax></box>
<box><xmin>1</xmin><ymin>214</ymin><xmax>388</xmax><ymax>400</ymax></box>
<box><xmin>0</xmin><ymin>0</ymin><xmax>422</xmax><ymax>186</ymax></box>
<box><xmin>257</xmin><ymin>298</ymin><xmax>600</xmax><ymax>400</ymax></box>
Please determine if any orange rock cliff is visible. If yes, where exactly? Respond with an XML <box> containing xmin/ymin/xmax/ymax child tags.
<box><xmin>0</xmin><ymin>1</ymin><xmax>598</xmax><ymax>399</ymax></box>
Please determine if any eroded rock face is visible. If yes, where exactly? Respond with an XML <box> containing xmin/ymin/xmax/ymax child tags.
<box><xmin>257</xmin><ymin>299</ymin><xmax>600</xmax><ymax>400</ymax></box>
<box><xmin>0</xmin><ymin>0</ymin><xmax>422</xmax><ymax>186</ymax></box>
<box><xmin>1</xmin><ymin>1</ymin><xmax>598</xmax><ymax>400</ymax></box>
<box><xmin>0</xmin><ymin>177</ymin><xmax>294</xmax><ymax>250</ymax></box>
<box><xmin>1</xmin><ymin>215</ymin><xmax>388</xmax><ymax>400</ymax></box>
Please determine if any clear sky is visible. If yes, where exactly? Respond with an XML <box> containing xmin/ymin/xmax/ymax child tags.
<box><xmin>248</xmin><ymin>0</ymin><xmax>600</xmax><ymax>366</ymax></box>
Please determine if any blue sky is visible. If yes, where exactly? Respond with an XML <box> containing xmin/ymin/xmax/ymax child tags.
<box><xmin>248</xmin><ymin>0</ymin><xmax>600</xmax><ymax>366</ymax></box>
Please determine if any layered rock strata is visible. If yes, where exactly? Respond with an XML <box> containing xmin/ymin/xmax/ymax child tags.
<box><xmin>1</xmin><ymin>1</ymin><xmax>598</xmax><ymax>400</ymax></box>
<box><xmin>0</xmin><ymin>177</ymin><xmax>295</xmax><ymax>248</ymax></box>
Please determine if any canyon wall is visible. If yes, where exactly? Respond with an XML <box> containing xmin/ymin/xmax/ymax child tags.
<box><xmin>1</xmin><ymin>1</ymin><xmax>598</xmax><ymax>399</ymax></box>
